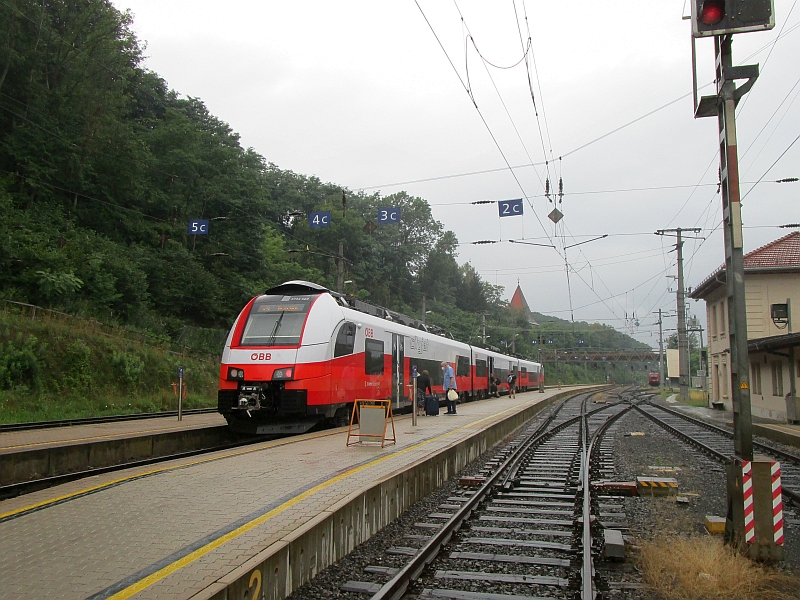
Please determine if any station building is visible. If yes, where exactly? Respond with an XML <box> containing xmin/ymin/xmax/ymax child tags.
<box><xmin>690</xmin><ymin>232</ymin><xmax>800</xmax><ymax>422</ymax></box>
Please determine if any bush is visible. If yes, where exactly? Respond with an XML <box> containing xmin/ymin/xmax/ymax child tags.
<box><xmin>0</xmin><ymin>334</ymin><xmax>42</xmax><ymax>389</ymax></box>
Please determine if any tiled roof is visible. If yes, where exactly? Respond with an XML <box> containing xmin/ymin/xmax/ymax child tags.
<box><xmin>743</xmin><ymin>231</ymin><xmax>800</xmax><ymax>268</ymax></box>
<box><xmin>690</xmin><ymin>232</ymin><xmax>800</xmax><ymax>299</ymax></box>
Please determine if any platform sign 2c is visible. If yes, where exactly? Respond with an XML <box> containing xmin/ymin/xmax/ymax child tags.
<box><xmin>377</xmin><ymin>207</ymin><xmax>401</xmax><ymax>224</ymax></box>
<box><xmin>309</xmin><ymin>211</ymin><xmax>331</xmax><ymax>229</ymax></box>
<box><xmin>188</xmin><ymin>219</ymin><xmax>209</xmax><ymax>235</ymax></box>
<box><xmin>498</xmin><ymin>199</ymin><xmax>523</xmax><ymax>217</ymax></box>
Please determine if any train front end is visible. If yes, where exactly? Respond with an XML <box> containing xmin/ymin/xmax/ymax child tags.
<box><xmin>217</xmin><ymin>282</ymin><xmax>339</xmax><ymax>435</ymax></box>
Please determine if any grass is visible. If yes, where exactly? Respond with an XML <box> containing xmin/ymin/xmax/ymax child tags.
<box><xmin>0</xmin><ymin>308</ymin><xmax>220</xmax><ymax>423</ymax></box>
<box><xmin>639</xmin><ymin>535</ymin><xmax>797</xmax><ymax>600</ymax></box>
<box><xmin>659</xmin><ymin>388</ymin><xmax>710</xmax><ymax>408</ymax></box>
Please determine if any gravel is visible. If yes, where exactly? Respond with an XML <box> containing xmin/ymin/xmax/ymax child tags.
<box><xmin>286</xmin><ymin>394</ymin><xmax>800</xmax><ymax>600</ymax></box>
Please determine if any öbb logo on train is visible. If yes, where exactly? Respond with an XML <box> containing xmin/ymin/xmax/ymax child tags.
<box><xmin>250</xmin><ymin>352</ymin><xmax>272</xmax><ymax>361</ymax></box>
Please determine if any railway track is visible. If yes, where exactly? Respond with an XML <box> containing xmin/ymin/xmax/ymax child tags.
<box><xmin>634</xmin><ymin>400</ymin><xmax>800</xmax><ymax>505</ymax></box>
<box><xmin>336</xmin><ymin>388</ymin><xmax>641</xmax><ymax>600</ymax></box>
<box><xmin>0</xmin><ymin>407</ymin><xmax>219</xmax><ymax>433</ymax></box>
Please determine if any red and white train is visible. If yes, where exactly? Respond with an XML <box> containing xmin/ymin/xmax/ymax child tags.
<box><xmin>217</xmin><ymin>281</ymin><xmax>544</xmax><ymax>434</ymax></box>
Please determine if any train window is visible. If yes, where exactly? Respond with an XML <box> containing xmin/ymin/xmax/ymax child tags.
<box><xmin>521</xmin><ymin>367</ymin><xmax>527</xmax><ymax>376</ymax></box>
<box><xmin>475</xmin><ymin>359</ymin><xmax>487</xmax><ymax>377</ymax></box>
<box><xmin>411</xmin><ymin>358</ymin><xmax>443</xmax><ymax>385</ymax></box>
<box><xmin>365</xmin><ymin>339</ymin><xmax>385</xmax><ymax>375</ymax></box>
<box><xmin>456</xmin><ymin>355</ymin><xmax>470</xmax><ymax>377</ymax></box>
<box><xmin>240</xmin><ymin>296</ymin><xmax>310</xmax><ymax>346</ymax></box>
<box><xmin>334</xmin><ymin>322</ymin><xmax>356</xmax><ymax>357</ymax></box>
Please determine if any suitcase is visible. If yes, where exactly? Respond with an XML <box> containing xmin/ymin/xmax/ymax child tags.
<box><xmin>425</xmin><ymin>394</ymin><xmax>440</xmax><ymax>416</ymax></box>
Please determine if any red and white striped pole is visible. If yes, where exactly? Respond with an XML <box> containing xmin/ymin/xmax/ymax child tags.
<box><xmin>772</xmin><ymin>462</ymin><xmax>785</xmax><ymax>546</ymax></box>
<box><xmin>742</xmin><ymin>460</ymin><xmax>755</xmax><ymax>543</ymax></box>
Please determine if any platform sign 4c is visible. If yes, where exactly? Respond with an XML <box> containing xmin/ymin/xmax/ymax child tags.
<box><xmin>377</xmin><ymin>207</ymin><xmax>401</xmax><ymax>224</ymax></box>
<box><xmin>498</xmin><ymin>199</ymin><xmax>523</xmax><ymax>217</ymax></box>
<box><xmin>188</xmin><ymin>219</ymin><xmax>209</xmax><ymax>235</ymax></box>
<box><xmin>309</xmin><ymin>211</ymin><xmax>331</xmax><ymax>229</ymax></box>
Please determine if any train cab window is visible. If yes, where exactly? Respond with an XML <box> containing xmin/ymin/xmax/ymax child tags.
<box><xmin>239</xmin><ymin>295</ymin><xmax>311</xmax><ymax>346</ymax></box>
<box><xmin>475</xmin><ymin>359</ymin><xmax>487</xmax><ymax>378</ymax></box>
<box><xmin>365</xmin><ymin>339</ymin><xmax>385</xmax><ymax>375</ymax></box>
<box><xmin>334</xmin><ymin>322</ymin><xmax>356</xmax><ymax>357</ymax></box>
<box><xmin>456</xmin><ymin>355</ymin><xmax>470</xmax><ymax>377</ymax></box>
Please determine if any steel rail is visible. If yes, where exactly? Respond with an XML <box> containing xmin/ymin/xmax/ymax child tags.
<box><xmin>369</xmin><ymin>392</ymin><xmax>614</xmax><ymax>600</ymax></box>
<box><xmin>644</xmin><ymin>401</ymin><xmax>800</xmax><ymax>464</ymax></box>
<box><xmin>0</xmin><ymin>408</ymin><xmax>218</xmax><ymax>433</ymax></box>
<box><xmin>581</xmin><ymin>398</ymin><xmax>634</xmax><ymax>599</ymax></box>
<box><xmin>636</xmin><ymin>403</ymin><xmax>800</xmax><ymax>506</ymax></box>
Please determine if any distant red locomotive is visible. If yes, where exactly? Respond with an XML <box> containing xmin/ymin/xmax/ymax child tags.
<box><xmin>648</xmin><ymin>371</ymin><xmax>660</xmax><ymax>387</ymax></box>
<box><xmin>217</xmin><ymin>281</ymin><xmax>544</xmax><ymax>434</ymax></box>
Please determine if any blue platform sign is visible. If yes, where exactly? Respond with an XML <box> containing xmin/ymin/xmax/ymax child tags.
<box><xmin>498</xmin><ymin>199</ymin><xmax>523</xmax><ymax>217</ymax></box>
<box><xmin>188</xmin><ymin>219</ymin><xmax>209</xmax><ymax>235</ymax></box>
<box><xmin>309</xmin><ymin>211</ymin><xmax>331</xmax><ymax>229</ymax></box>
<box><xmin>377</xmin><ymin>207</ymin><xmax>401</xmax><ymax>224</ymax></box>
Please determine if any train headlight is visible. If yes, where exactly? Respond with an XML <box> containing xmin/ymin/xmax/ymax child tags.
<box><xmin>272</xmin><ymin>367</ymin><xmax>294</xmax><ymax>381</ymax></box>
<box><xmin>227</xmin><ymin>367</ymin><xmax>245</xmax><ymax>381</ymax></box>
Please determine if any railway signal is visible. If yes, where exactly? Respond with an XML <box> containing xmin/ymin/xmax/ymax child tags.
<box><xmin>690</xmin><ymin>0</ymin><xmax>779</xmax><ymax>560</ymax></box>
<box><xmin>691</xmin><ymin>0</ymin><xmax>775</xmax><ymax>38</ymax></box>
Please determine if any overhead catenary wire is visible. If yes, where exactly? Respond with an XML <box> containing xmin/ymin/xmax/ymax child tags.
<box><xmin>413</xmin><ymin>0</ymin><xmax>556</xmax><ymax>249</ymax></box>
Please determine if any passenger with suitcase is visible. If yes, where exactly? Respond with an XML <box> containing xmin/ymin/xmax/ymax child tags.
<box><xmin>417</xmin><ymin>369</ymin><xmax>432</xmax><ymax>416</ymax></box>
<box><xmin>425</xmin><ymin>392</ymin><xmax>440</xmax><ymax>416</ymax></box>
<box><xmin>441</xmin><ymin>361</ymin><xmax>458</xmax><ymax>414</ymax></box>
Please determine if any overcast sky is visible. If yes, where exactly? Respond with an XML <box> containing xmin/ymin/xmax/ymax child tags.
<box><xmin>112</xmin><ymin>0</ymin><xmax>800</xmax><ymax>348</ymax></box>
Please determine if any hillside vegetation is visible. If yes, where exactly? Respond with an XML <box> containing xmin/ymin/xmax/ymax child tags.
<box><xmin>0</xmin><ymin>0</ymin><xmax>650</xmax><ymax>420</ymax></box>
<box><xmin>0</xmin><ymin>305</ymin><xmax>218</xmax><ymax>423</ymax></box>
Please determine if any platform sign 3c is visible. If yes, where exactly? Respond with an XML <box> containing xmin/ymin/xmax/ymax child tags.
<box><xmin>498</xmin><ymin>199</ymin><xmax>523</xmax><ymax>217</ymax></box>
<box><xmin>188</xmin><ymin>219</ymin><xmax>209</xmax><ymax>235</ymax></box>
<box><xmin>309</xmin><ymin>211</ymin><xmax>331</xmax><ymax>229</ymax></box>
<box><xmin>377</xmin><ymin>207</ymin><xmax>401</xmax><ymax>224</ymax></box>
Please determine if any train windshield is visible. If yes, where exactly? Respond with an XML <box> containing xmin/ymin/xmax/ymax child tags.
<box><xmin>239</xmin><ymin>295</ymin><xmax>314</xmax><ymax>347</ymax></box>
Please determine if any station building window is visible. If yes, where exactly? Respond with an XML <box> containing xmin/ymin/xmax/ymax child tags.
<box><xmin>772</xmin><ymin>361</ymin><xmax>784</xmax><ymax>397</ymax></box>
<box><xmin>751</xmin><ymin>362</ymin><xmax>762</xmax><ymax>396</ymax></box>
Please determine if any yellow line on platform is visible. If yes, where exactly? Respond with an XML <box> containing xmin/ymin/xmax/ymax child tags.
<box><xmin>107</xmin><ymin>399</ymin><xmax>546</xmax><ymax>599</ymax></box>
<box><xmin>0</xmin><ymin>428</ymin><xmax>343</xmax><ymax>521</ymax></box>
<box><xmin>0</xmin><ymin>423</ymin><xmax>214</xmax><ymax>452</ymax></box>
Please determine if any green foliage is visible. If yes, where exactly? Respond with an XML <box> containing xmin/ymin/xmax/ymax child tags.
<box><xmin>0</xmin><ymin>334</ymin><xmax>41</xmax><ymax>389</ymax></box>
<box><xmin>0</xmin><ymin>309</ymin><xmax>218</xmax><ymax>423</ymax></box>
<box><xmin>0</xmin><ymin>0</ymin><xmax>650</xmax><ymax>419</ymax></box>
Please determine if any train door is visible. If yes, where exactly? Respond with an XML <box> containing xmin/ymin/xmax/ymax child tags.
<box><xmin>392</xmin><ymin>333</ymin><xmax>405</xmax><ymax>409</ymax></box>
<box><xmin>488</xmin><ymin>356</ymin><xmax>495</xmax><ymax>397</ymax></box>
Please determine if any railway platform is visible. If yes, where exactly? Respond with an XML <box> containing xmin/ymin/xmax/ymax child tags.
<box><xmin>658</xmin><ymin>396</ymin><xmax>800</xmax><ymax>449</ymax></box>
<box><xmin>0</xmin><ymin>385</ymin><xmax>600</xmax><ymax>600</ymax></box>
<box><xmin>0</xmin><ymin>412</ymin><xmax>228</xmax><ymax>489</ymax></box>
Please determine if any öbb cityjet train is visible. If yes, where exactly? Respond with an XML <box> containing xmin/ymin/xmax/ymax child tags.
<box><xmin>217</xmin><ymin>281</ymin><xmax>544</xmax><ymax>434</ymax></box>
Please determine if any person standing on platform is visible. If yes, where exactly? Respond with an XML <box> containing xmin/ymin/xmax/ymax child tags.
<box><xmin>442</xmin><ymin>361</ymin><xmax>457</xmax><ymax>414</ymax></box>
<box><xmin>417</xmin><ymin>369</ymin><xmax>432</xmax><ymax>416</ymax></box>
<box><xmin>507</xmin><ymin>371</ymin><xmax>517</xmax><ymax>398</ymax></box>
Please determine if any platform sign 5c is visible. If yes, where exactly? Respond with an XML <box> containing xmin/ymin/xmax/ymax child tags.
<box><xmin>498</xmin><ymin>199</ymin><xmax>523</xmax><ymax>217</ymax></box>
<box><xmin>309</xmin><ymin>211</ymin><xmax>331</xmax><ymax>229</ymax></box>
<box><xmin>377</xmin><ymin>207</ymin><xmax>401</xmax><ymax>224</ymax></box>
<box><xmin>188</xmin><ymin>219</ymin><xmax>209</xmax><ymax>235</ymax></box>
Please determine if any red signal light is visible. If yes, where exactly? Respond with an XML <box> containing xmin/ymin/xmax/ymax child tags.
<box><xmin>700</xmin><ymin>0</ymin><xmax>725</xmax><ymax>25</ymax></box>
